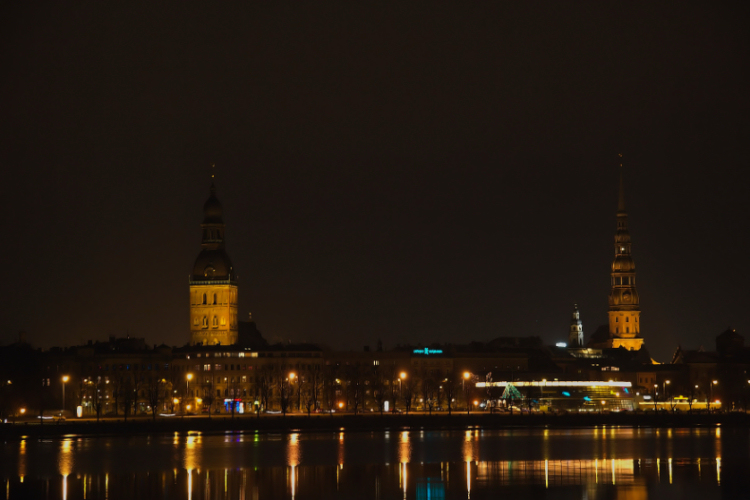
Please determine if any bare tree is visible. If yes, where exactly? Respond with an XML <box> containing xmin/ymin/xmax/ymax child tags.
<box><xmin>323</xmin><ymin>363</ymin><xmax>340</xmax><ymax>415</ymax></box>
<box><xmin>146</xmin><ymin>376</ymin><xmax>166</xmax><ymax>421</ymax></box>
<box><xmin>307</xmin><ymin>364</ymin><xmax>324</xmax><ymax>414</ymax></box>
<box><xmin>350</xmin><ymin>364</ymin><xmax>365</xmax><ymax>415</ymax></box>
<box><xmin>371</xmin><ymin>366</ymin><xmax>386</xmax><ymax>415</ymax></box>
<box><xmin>443</xmin><ymin>372</ymin><xmax>458</xmax><ymax>415</ymax></box>
<box><xmin>257</xmin><ymin>366</ymin><xmax>273</xmax><ymax>412</ymax></box>
<box><xmin>404</xmin><ymin>376</ymin><xmax>418</xmax><ymax>414</ymax></box>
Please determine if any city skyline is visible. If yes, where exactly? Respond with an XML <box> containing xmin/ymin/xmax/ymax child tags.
<box><xmin>2</xmin><ymin>3</ymin><xmax>749</xmax><ymax>361</ymax></box>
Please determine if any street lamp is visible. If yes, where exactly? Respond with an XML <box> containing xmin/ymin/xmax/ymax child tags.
<box><xmin>62</xmin><ymin>375</ymin><xmax>69</xmax><ymax>413</ymax></box>
<box><xmin>289</xmin><ymin>372</ymin><xmax>296</xmax><ymax>412</ymax></box>
<box><xmin>186</xmin><ymin>372</ymin><xmax>193</xmax><ymax>397</ymax></box>
<box><xmin>463</xmin><ymin>372</ymin><xmax>471</xmax><ymax>415</ymax></box>
<box><xmin>399</xmin><ymin>372</ymin><xmax>406</xmax><ymax>412</ymax></box>
<box><xmin>709</xmin><ymin>380</ymin><xmax>718</xmax><ymax>411</ymax></box>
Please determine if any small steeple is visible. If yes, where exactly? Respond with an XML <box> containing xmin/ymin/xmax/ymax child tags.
<box><xmin>569</xmin><ymin>304</ymin><xmax>584</xmax><ymax>348</ymax></box>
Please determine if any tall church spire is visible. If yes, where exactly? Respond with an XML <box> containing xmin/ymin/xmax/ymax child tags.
<box><xmin>605</xmin><ymin>157</ymin><xmax>643</xmax><ymax>351</ymax></box>
<box><xmin>617</xmin><ymin>154</ymin><xmax>626</xmax><ymax>214</ymax></box>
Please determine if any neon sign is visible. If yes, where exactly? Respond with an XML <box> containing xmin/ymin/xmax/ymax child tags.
<box><xmin>413</xmin><ymin>348</ymin><xmax>443</xmax><ymax>355</ymax></box>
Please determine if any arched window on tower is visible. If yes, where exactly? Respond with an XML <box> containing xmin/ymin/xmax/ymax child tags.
<box><xmin>213</xmin><ymin>316</ymin><xmax>218</xmax><ymax>327</ymax></box>
<box><xmin>202</xmin><ymin>316</ymin><xmax>208</xmax><ymax>328</ymax></box>
<box><xmin>213</xmin><ymin>294</ymin><xmax>217</xmax><ymax>305</ymax></box>
<box><xmin>202</xmin><ymin>294</ymin><xmax>207</xmax><ymax>305</ymax></box>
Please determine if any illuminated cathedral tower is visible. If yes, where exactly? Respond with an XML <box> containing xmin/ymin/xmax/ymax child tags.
<box><xmin>605</xmin><ymin>167</ymin><xmax>644</xmax><ymax>350</ymax></box>
<box><xmin>189</xmin><ymin>182</ymin><xmax>238</xmax><ymax>346</ymax></box>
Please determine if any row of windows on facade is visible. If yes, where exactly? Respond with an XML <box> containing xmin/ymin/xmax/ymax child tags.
<box><xmin>615</xmin><ymin>327</ymin><xmax>637</xmax><ymax>334</ymax></box>
<box><xmin>195</xmin><ymin>291</ymin><xmax>237</xmax><ymax>305</ymax></box>
<box><xmin>187</xmin><ymin>352</ymin><xmax>320</xmax><ymax>359</ymax></box>
<box><xmin>187</xmin><ymin>388</ymin><xmax>248</xmax><ymax>398</ymax></box>
<box><xmin>194</xmin><ymin>316</ymin><xmax>230</xmax><ymax>328</ymax></box>
<box><xmin>87</xmin><ymin>364</ymin><xmax>170</xmax><ymax>371</ymax></box>
<box><xmin>186</xmin><ymin>372</ymin><xmax>449</xmax><ymax>387</ymax></box>
<box><xmin>176</xmin><ymin>363</ymin><xmax>323</xmax><ymax>372</ymax></box>
<box><xmin>612</xmin><ymin>276</ymin><xmax>635</xmax><ymax>286</ymax></box>
<box><xmin>203</xmin><ymin>229</ymin><xmax>222</xmax><ymax>240</ymax></box>
<box><xmin>615</xmin><ymin>317</ymin><xmax>637</xmax><ymax>323</ymax></box>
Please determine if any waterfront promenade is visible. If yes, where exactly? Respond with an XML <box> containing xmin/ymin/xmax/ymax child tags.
<box><xmin>2</xmin><ymin>410</ymin><xmax>748</xmax><ymax>440</ymax></box>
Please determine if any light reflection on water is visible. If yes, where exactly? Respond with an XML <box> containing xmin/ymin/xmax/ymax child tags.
<box><xmin>1</xmin><ymin>426</ymin><xmax>746</xmax><ymax>499</ymax></box>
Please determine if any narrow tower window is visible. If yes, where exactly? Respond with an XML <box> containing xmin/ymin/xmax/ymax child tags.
<box><xmin>202</xmin><ymin>294</ymin><xmax>207</xmax><ymax>305</ymax></box>
<box><xmin>213</xmin><ymin>294</ymin><xmax>217</xmax><ymax>305</ymax></box>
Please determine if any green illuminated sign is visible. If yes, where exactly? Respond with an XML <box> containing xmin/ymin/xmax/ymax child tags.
<box><xmin>413</xmin><ymin>348</ymin><xmax>443</xmax><ymax>355</ymax></box>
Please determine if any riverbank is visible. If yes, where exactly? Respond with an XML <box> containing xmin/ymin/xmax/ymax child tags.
<box><xmin>2</xmin><ymin>411</ymin><xmax>749</xmax><ymax>440</ymax></box>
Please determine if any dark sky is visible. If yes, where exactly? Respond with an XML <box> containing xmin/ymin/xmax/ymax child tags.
<box><xmin>2</xmin><ymin>3</ymin><xmax>749</xmax><ymax>361</ymax></box>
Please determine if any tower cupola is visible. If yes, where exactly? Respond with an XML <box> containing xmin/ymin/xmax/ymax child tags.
<box><xmin>189</xmin><ymin>177</ymin><xmax>239</xmax><ymax>346</ymax></box>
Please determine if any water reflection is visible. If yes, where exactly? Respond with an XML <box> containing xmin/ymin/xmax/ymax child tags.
<box><xmin>1</xmin><ymin>427</ymin><xmax>744</xmax><ymax>499</ymax></box>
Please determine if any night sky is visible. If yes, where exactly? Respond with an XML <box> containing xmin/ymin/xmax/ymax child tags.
<box><xmin>2</xmin><ymin>3</ymin><xmax>749</xmax><ymax>361</ymax></box>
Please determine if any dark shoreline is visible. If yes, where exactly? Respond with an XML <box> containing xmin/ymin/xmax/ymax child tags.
<box><xmin>2</xmin><ymin>412</ymin><xmax>748</xmax><ymax>440</ymax></box>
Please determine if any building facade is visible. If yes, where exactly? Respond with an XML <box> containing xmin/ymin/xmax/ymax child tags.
<box><xmin>189</xmin><ymin>183</ymin><xmax>238</xmax><ymax>346</ymax></box>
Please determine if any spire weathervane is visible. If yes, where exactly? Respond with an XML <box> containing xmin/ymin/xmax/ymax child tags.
<box><xmin>617</xmin><ymin>153</ymin><xmax>626</xmax><ymax>214</ymax></box>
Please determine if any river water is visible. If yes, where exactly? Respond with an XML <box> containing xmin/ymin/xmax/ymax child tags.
<box><xmin>1</xmin><ymin>426</ymin><xmax>747</xmax><ymax>499</ymax></box>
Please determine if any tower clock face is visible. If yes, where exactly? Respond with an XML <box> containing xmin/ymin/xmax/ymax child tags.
<box><xmin>622</xmin><ymin>292</ymin><xmax>631</xmax><ymax>303</ymax></box>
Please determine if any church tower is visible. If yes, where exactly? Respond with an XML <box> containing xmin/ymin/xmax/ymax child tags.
<box><xmin>189</xmin><ymin>182</ymin><xmax>238</xmax><ymax>346</ymax></box>
<box><xmin>606</xmin><ymin>164</ymin><xmax>644</xmax><ymax>350</ymax></box>
<box><xmin>569</xmin><ymin>304</ymin><xmax>584</xmax><ymax>348</ymax></box>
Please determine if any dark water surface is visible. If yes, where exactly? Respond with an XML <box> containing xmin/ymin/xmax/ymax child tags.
<box><xmin>2</xmin><ymin>426</ymin><xmax>748</xmax><ymax>499</ymax></box>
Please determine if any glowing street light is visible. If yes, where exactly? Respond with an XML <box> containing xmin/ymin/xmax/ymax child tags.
<box><xmin>398</xmin><ymin>372</ymin><xmax>407</xmax><ymax>412</ymax></box>
<box><xmin>186</xmin><ymin>372</ymin><xmax>193</xmax><ymax>401</ymax></box>
<box><xmin>463</xmin><ymin>372</ymin><xmax>471</xmax><ymax>415</ymax></box>
<box><xmin>709</xmin><ymin>380</ymin><xmax>718</xmax><ymax>411</ymax></box>
<box><xmin>289</xmin><ymin>373</ymin><xmax>297</xmax><ymax>412</ymax></box>
<box><xmin>62</xmin><ymin>375</ymin><xmax>70</xmax><ymax>413</ymax></box>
